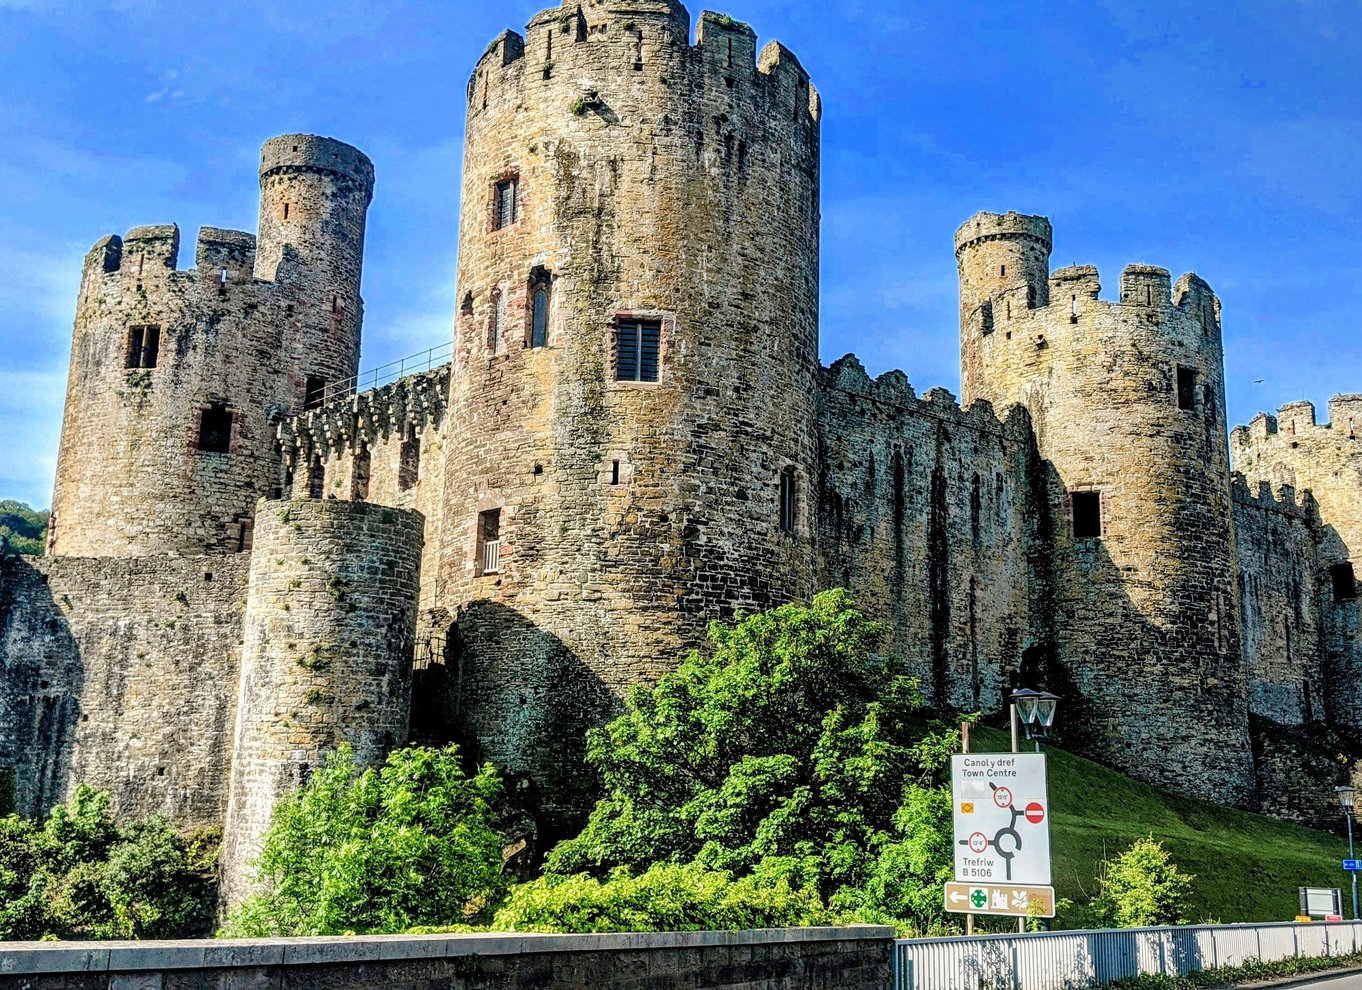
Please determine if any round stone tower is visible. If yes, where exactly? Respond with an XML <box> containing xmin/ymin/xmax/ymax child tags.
<box><xmin>219</xmin><ymin>498</ymin><xmax>423</xmax><ymax>910</ymax></box>
<box><xmin>957</xmin><ymin>211</ymin><xmax>1254</xmax><ymax>808</ymax></box>
<box><xmin>255</xmin><ymin>134</ymin><xmax>374</xmax><ymax>390</ymax></box>
<box><xmin>437</xmin><ymin>0</ymin><xmax>822</xmax><ymax>828</ymax></box>
<box><xmin>48</xmin><ymin>134</ymin><xmax>373</xmax><ymax>558</ymax></box>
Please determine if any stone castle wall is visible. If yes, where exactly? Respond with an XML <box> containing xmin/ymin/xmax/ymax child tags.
<box><xmin>1231</xmin><ymin>477</ymin><xmax>1324</xmax><ymax>725</ymax></box>
<box><xmin>0</xmin><ymin>553</ymin><xmax>248</xmax><ymax>824</ymax></box>
<box><xmin>815</xmin><ymin>357</ymin><xmax>1039</xmax><ymax>713</ymax></box>
<box><xmin>219</xmin><ymin>499</ymin><xmax>424</xmax><ymax>909</ymax></box>
<box><xmin>1232</xmin><ymin>398</ymin><xmax>1362</xmax><ymax>728</ymax></box>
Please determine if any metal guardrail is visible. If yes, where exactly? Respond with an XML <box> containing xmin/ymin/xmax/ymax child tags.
<box><xmin>313</xmin><ymin>342</ymin><xmax>453</xmax><ymax>410</ymax></box>
<box><xmin>893</xmin><ymin>921</ymin><xmax>1362</xmax><ymax>990</ymax></box>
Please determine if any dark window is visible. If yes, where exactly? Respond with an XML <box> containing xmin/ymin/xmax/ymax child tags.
<box><xmin>779</xmin><ymin>467</ymin><xmax>797</xmax><ymax>533</ymax></box>
<box><xmin>1071</xmin><ymin>490</ymin><xmax>1101</xmax><ymax>539</ymax></box>
<box><xmin>1332</xmin><ymin>562</ymin><xmax>1357</xmax><ymax>602</ymax></box>
<box><xmin>611</xmin><ymin>460</ymin><xmax>620</xmax><ymax>485</ymax></box>
<box><xmin>351</xmin><ymin>446</ymin><xmax>371</xmax><ymax>501</ymax></box>
<box><xmin>461</xmin><ymin>292</ymin><xmax>474</xmax><ymax>316</ymax></box>
<box><xmin>304</xmin><ymin>375</ymin><xmax>327</xmax><ymax>411</ymax></box>
<box><xmin>615</xmin><ymin>318</ymin><xmax>661</xmax><ymax>382</ymax></box>
<box><xmin>197</xmin><ymin>403</ymin><xmax>232</xmax><ymax>453</ymax></box>
<box><xmin>308</xmin><ymin>454</ymin><xmax>325</xmax><ymax>499</ymax></box>
<box><xmin>399</xmin><ymin>431</ymin><xmax>420</xmax><ymax>491</ymax></box>
<box><xmin>125</xmin><ymin>325</ymin><xmax>160</xmax><ymax>369</ymax></box>
<box><xmin>532</xmin><ymin>288</ymin><xmax>549</xmax><ymax>348</ymax></box>
<box><xmin>478</xmin><ymin>509</ymin><xmax>502</xmax><ymax>575</ymax></box>
<box><xmin>1177</xmin><ymin>366</ymin><xmax>1198</xmax><ymax>411</ymax></box>
<box><xmin>980</xmin><ymin>300</ymin><xmax>994</xmax><ymax>335</ymax></box>
<box><xmin>494</xmin><ymin>178</ymin><xmax>518</xmax><ymax>229</ymax></box>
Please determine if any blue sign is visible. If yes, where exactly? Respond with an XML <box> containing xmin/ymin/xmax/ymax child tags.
<box><xmin>1343</xmin><ymin>860</ymin><xmax>1362</xmax><ymax>871</ymax></box>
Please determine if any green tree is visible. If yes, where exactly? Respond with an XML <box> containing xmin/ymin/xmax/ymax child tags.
<box><xmin>222</xmin><ymin>744</ymin><xmax>508</xmax><ymax>937</ymax></box>
<box><xmin>529</xmin><ymin>589</ymin><xmax>959</xmax><ymax>933</ymax></box>
<box><xmin>1091</xmin><ymin>836</ymin><xmax>1195</xmax><ymax>927</ymax></box>
<box><xmin>0</xmin><ymin>500</ymin><xmax>48</xmax><ymax>556</ymax></box>
<box><xmin>0</xmin><ymin>786</ymin><xmax>215</xmax><ymax>940</ymax></box>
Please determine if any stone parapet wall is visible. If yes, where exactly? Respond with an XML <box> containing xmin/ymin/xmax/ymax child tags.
<box><xmin>0</xmin><ymin>927</ymin><xmax>894</xmax><ymax>990</ymax></box>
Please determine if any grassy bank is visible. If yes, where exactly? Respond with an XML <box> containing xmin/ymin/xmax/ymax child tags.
<box><xmin>967</xmin><ymin>727</ymin><xmax>1349</xmax><ymax>927</ymax></box>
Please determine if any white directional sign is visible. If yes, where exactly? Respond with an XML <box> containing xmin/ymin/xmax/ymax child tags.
<box><xmin>951</xmin><ymin>753</ymin><xmax>1051</xmax><ymax>886</ymax></box>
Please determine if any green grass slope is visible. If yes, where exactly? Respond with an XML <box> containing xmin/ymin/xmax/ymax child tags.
<box><xmin>967</xmin><ymin>727</ymin><xmax>1350</xmax><ymax>926</ymax></box>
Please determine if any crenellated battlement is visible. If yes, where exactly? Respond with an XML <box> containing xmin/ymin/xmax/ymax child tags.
<box><xmin>1231</xmin><ymin>394</ymin><xmax>1362</xmax><ymax>455</ymax></box>
<box><xmin>820</xmin><ymin>354</ymin><xmax>1011</xmax><ymax>437</ymax></box>
<box><xmin>467</xmin><ymin>0</ymin><xmax>820</xmax><ymax>137</ymax></box>
<box><xmin>280</xmin><ymin>364</ymin><xmax>451</xmax><ymax>465</ymax></box>
<box><xmin>1230</xmin><ymin>471</ymin><xmax>1318</xmax><ymax>521</ymax></box>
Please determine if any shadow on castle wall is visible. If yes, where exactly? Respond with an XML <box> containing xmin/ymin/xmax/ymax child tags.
<box><xmin>0</xmin><ymin>554</ymin><xmax>82</xmax><ymax>817</ymax></box>
<box><xmin>410</xmin><ymin>600</ymin><xmax>621</xmax><ymax>847</ymax></box>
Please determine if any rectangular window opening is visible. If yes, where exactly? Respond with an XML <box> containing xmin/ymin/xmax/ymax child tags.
<box><xmin>398</xmin><ymin>431</ymin><xmax>421</xmax><ymax>491</ymax></box>
<box><xmin>1331</xmin><ymin>562</ymin><xmax>1357</xmax><ymax>602</ymax></box>
<box><xmin>611</xmin><ymin>460</ymin><xmax>620</xmax><ymax>485</ymax></box>
<box><xmin>494</xmin><ymin>177</ymin><xmax>519</xmax><ymax>230</ymax></box>
<box><xmin>198</xmin><ymin>402</ymin><xmax>232</xmax><ymax>454</ymax></box>
<box><xmin>1071</xmin><ymin>490</ymin><xmax>1101</xmax><ymax>539</ymax></box>
<box><xmin>1177</xmin><ymin>366</ymin><xmax>1198</xmax><ymax>411</ymax></box>
<box><xmin>304</xmin><ymin>375</ymin><xmax>327</xmax><ymax>411</ymax></box>
<box><xmin>779</xmin><ymin>467</ymin><xmax>797</xmax><ymax>533</ymax></box>
<box><xmin>351</xmin><ymin>446</ymin><xmax>371</xmax><ymax>501</ymax></box>
<box><xmin>125</xmin><ymin>325</ymin><xmax>160</xmax><ymax>369</ymax></box>
<box><xmin>478</xmin><ymin>509</ymin><xmax>502</xmax><ymax>575</ymax></box>
<box><xmin>614</xmin><ymin>318</ymin><xmax>661</xmax><ymax>382</ymax></box>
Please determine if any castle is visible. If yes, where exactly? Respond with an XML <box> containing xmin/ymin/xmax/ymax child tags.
<box><xmin>1</xmin><ymin>0</ymin><xmax>1359</xmax><ymax>906</ymax></box>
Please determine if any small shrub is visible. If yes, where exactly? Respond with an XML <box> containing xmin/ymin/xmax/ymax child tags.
<box><xmin>493</xmin><ymin>862</ymin><xmax>827</xmax><ymax>933</ymax></box>
<box><xmin>1091</xmin><ymin>836</ymin><xmax>1194</xmax><ymax>928</ymax></box>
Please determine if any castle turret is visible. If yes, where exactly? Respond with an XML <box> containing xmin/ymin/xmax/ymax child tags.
<box><xmin>219</xmin><ymin>499</ymin><xmax>423</xmax><ymax>910</ymax></box>
<box><xmin>959</xmin><ymin>211</ymin><xmax>1254</xmax><ymax>807</ymax></box>
<box><xmin>48</xmin><ymin>135</ymin><xmax>372</xmax><ymax>558</ymax></box>
<box><xmin>255</xmin><ymin>134</ymin><xmax>374</xmax><ymax>394</ymax></box>
<box><xmin>436</xmin><ymin>0</ymin><xmax>822</xmax><ymax>829</ymax></box>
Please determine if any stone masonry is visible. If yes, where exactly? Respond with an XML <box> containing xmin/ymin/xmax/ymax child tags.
<box><xmin>3</xmin><ymin>0</ymin><xmax>1362</xmax><ymax>913</ymax></box>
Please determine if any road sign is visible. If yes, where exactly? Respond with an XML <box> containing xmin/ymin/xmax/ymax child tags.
<box><xmin>944</xmin><ymin>881</ymin><xmax>1056</xmax><ymax>919</ymax></box>
<box><xmin>952</xmin><ymin>753</ymin><xmax>1051</xmax><ymax>885</ymax></box>
<box><xmin>1344</xmin><ymin>859</ymin><xmax>1361</xmax><ymax>871</ymax></box>
<box><xmin>1301</xmin><ymin>887</ymin><xmax>1343</xmax><ymax>918</ymax></box>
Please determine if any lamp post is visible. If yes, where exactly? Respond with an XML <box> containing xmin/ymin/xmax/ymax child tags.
<box><xmin>1338</xmin><ymin>785</ymin><xmax>1358</xmax><ymax>921</ymax></box>
<box><xmin>1008</xmin><ymin>689</ymin><xmax>1060</xmax><ymax>934</ymax></box>
<box><xmin>1010</xmin><ymin>689</ymin><xmax>1060</xmax><ymax>754</ymax></box>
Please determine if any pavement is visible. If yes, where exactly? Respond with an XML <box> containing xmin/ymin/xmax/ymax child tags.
<box><xmin>1237</xmin><ymin>968</ymin><xmax>1362</xmax><ymax>990</ymax></box>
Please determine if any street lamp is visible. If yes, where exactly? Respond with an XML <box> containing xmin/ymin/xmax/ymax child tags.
<box><xmin>1010</xmin><ymin>689</ymin><xmax>1060</xmax><ymax>752</ymax></box>
<box><xmin>1337</xmin><ymin>785</ymin><xmax>1358</xmax><ymax>921</ymax></box>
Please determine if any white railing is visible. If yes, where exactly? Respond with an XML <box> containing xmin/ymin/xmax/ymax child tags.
<box><xmin>482</xmin><ymin>539</ymin><xmax>501</xmax><ymax>575</ymax></box>
<box><xmin>893</xmin><ymin>921</ymin><xmax>1362</xmax><ymax>990</ymax></box>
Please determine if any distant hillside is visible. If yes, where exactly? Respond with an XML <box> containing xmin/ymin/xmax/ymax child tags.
<box><xmin>0</xmin><ymin>501</ymin><xmax>48</xmax><ymax>555</ymax></box>
<box><xmin>967</xmin><ymin>726</ymin><xmax>1348</xmax><ymax>927</ymax></box>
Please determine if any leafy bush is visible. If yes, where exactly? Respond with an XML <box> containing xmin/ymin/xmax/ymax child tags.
<box><xmin>532</xmin><ymin>589</ymin><xmax>959</xmax><ymax>933</ymax></box>
<box><xmin>1092</xmin><ymin>836</ymin><xmax>1194</xmax><ymax>928</ymax></box>
<box><xmin>493</xmin><ymin>861</ymin><xmax>828</xmax><ymax>933</ymax></box>
<box><xmin>0</xmin><ymin>786</ymin><xmax>215</xmax><ymax>940</ymax></box>
<box><xmin>222</xmin><ymin>744</ymin><xmax>508</xmax><ymax>937</ymax></box>
<box><xmin>0</xmin><ymin>500</ymin><xmax>47</xmax><ymax>556</ymax></box>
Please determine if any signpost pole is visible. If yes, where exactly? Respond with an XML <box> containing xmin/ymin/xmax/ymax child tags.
<box><xmin>1009</xmin><ymin>705</ymin><xmax>1024</xmax><ymax>934</ymax></box>
<box><xmin>1348</xmin><ymin>811</ymin><xmax>1358</xmax><ymax>921</ymax></box>
<box><xmin>962</xmin><ymin>720</ymin><xmax>973</xmax><ymax>937</ymax></box>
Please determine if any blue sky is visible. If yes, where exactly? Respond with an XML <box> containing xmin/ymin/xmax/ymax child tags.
<box><xmin>1</xmin><ymin>0</ymin><xmax>1359</xmax><ymax>509</ymax></box>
